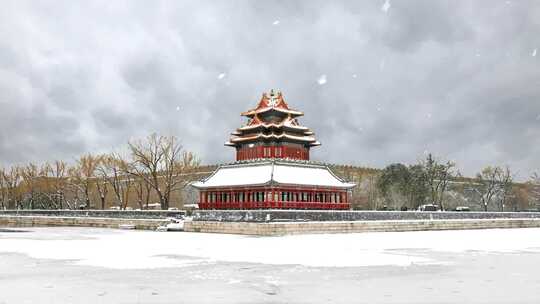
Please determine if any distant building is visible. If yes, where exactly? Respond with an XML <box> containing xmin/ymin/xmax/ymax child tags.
<box><xmin>192</xmin><ymin>89</ymin><xmax>355</xmax><ymax>209</ymax></box>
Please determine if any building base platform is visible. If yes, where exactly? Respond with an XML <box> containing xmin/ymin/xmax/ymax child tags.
<box><xmin>185</xmin><ymin>218</ymin><xmax>540</xmax><ymax>236</ymax></box>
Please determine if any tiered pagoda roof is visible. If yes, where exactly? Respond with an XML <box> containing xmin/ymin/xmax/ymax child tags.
<box><xmin>192</xmin><ymin>89</ymin><xmax>355</xmax><ymax>210</ymax></box>
<box><xmin>225</xmin><ymin>90</ymin><xmax>320</xmax><ymax>147</ymax></box>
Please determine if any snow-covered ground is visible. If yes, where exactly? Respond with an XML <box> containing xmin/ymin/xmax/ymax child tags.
<box><xmin>2</xmin><ymin>227</ymin><xmax>540</xmax><ymax>303</ymax></box>
<box><xmin>1</xmin><ymin>227</ymin><xmax>540</xmax><ymax>269</ymax></box>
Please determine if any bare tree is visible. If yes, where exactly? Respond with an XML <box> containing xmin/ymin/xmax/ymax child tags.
<box><xmin>2</xmin><ymin>166</ymin><xmax>22</xmax><ymax>209</ymax></box>
<box><xmin>20</xmin><ymin>163</ymin><xmax>42</xmax><ymax>209</ymax></box>
<box><xmin>365</xmin><ymin>174</ymin><xmax>381</xmax><ymax>210</ymax></box>
<box><xmin>133</xmin><ymin>174</ymin><xmax>152</xmax><ymax>210</ymax></box>
<box><xmin>471</xmin><ymin>166</ymin><xmax>503</xmax><ymax>212</ymax></box>
<box><xmin>94</xmin><ymin>156</ymin><xmax>109</xmax><ymax>209</ymax></box>
<box><xmin>0</xmin><ymin>166</ymin><xmax>6</xmax><ymax>210</ymax></box>
<box><xmin>508</xmin><ymin>186</ymin><xmax>530</xmax><ymax>212</ymax></box>
<box><xmin>72</xmin><ymin>154</ymin><xmax>100</xmax><ymax>209</ymax></box>
<box><xmin>128</xmin><ymin>134</ymin><xmax>199</xmax><ymax>210</ymax></box>
<box><xmin>43</xmin><ymin>160</ymin><xmax>68</xmax><ymax>209</ymax></box>
<box><xmin>424</xmin><ymin>154</ymin><xmax>455</xmax><ymax>211</ymax></box>
<box><xmin>531</xmin><ymin>172</ymin><xmax>540</xmax><ymax>209</ymax></box>
<box><xmin>99</xmin><ymin>154</ymin><xmax>133</xmax><ymax>210</ymax></box>
<box><xmin>496</xmin><ymin>166</ymin><xmax>513</xmax><ymax>212</ymax></box>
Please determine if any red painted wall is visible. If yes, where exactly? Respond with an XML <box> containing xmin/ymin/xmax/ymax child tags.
<box><xmin>198</xmin><ymin>186</ymin><xmax>350</xmax><ymax>210</ymax></box>
<box><xmin>236</xmin><ymin>146</ymin><xmax>309</xmax><ymax>161</ymax></box>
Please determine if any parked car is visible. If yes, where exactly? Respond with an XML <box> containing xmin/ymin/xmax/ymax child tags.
<box><xmin>417</xmin><ymin>204</ymin><xmax>439</xmax><ymax>211</ymax></box>
<box><xmin>454</xmin><ymin>206</ymin><xmax>471</xmax><ymax>212</ymax></box>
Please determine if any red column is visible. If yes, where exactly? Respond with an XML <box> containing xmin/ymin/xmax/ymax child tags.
<box><xmin>270</xmin><ymin>188</ymin><xmax>274</xmax><ymax>209</ymax></box>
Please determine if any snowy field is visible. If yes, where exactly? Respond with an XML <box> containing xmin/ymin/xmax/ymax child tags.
<box><xmin>1</xmin><ymin>227</ymin><xmax>540</xmax><ymax>303</ymax></box>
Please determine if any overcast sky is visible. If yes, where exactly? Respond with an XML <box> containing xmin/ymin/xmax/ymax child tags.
<box><xmin>0</xmin><ymin>0</ymin><xmax>539</xmax><ymax>180</ymax></box>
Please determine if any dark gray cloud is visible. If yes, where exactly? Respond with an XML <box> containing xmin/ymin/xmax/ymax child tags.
<box><xmin>0</xmin><ymin>0</ymin><xmax>539</xmax><ymax>180</ymax></box>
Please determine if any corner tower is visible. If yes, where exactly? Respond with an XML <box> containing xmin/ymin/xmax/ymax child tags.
<box><xmin>192</xmin><ymin>89</ymin><xmax>355</xmax><ymax>210</ymax></box>
<box><xmin>225</xmin><ymin>90</ymin><xmax>320</xmax><ymax>161</ymax></box>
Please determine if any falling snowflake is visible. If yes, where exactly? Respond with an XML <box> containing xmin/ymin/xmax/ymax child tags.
<box><xmin>317</xmin><ymin>75</ymin><xmax>327</xmax><ymax>85</ymax></box>
<box><xmin>536</xmin><ymin>114</ymin><xmax>540</xmax><ymax>121</ymax></box>
<box><xmin>272</xmin><ymin>20</ymin><xmax>280</xmax><ymax>25</ymax></box>
<box><xmin>352</xmin><ymin>74</ymin><xmax>357</xmax><ymax>78</ymax></box>
<box><xmin>379</xmin><ymin>59</ymin><xmax>385</xmax><ymax>70</ymax></box>
<box><xmin>533</xmin><ymin>48</ymin><xmax>537</xmax><ymax>57</ymax></box>
<box><xmin>381</xmin><ymin>0</ymin><xmax>391</xmax><ymax>13</ymax></box>
<box><xmin>423</xmin><ymin>150</ymin><xmax>429</xmax><ymax>155</ymax></box>
<box><xmin>176</xmin><ymin>106</ymin><xmax>180</xmax><ymax>111</ymax></box>
<box><xmin>376</xmin><ymin>106</ymin><xmax>382</xmax><ymax>112</ymax></box>
<box><xmin>217</xmin><ymin>73</ymin><xmax>226</xmax><ymax>79</ymax></box>
<box><xmin>426</xmin><ymin>113</ymin><xmax>432</xmax><ymax>119</ymax></box>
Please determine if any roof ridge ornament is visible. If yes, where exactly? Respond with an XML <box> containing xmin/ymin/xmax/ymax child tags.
<box><xmin>266</xmin><ymin>89</ymin><xmax>281</xmax><ymax>107</ymax></box>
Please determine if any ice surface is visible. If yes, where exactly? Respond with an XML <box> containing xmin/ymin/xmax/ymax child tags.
<box><xmin>1</xmin><ymin>228</ymin><xmax>539</xmax><ymax>270</ymax></box>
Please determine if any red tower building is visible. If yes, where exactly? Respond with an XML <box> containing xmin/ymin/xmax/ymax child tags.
<box><xmin>192</xmin><ymin>90</ymin><xmax>355</xmax><ymax>210</ymax></box>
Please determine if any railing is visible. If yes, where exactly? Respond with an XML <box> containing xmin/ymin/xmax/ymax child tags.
<box><xmin>199</xmin><ymin>201</ymin><xmax>349</xmax><ymax>210</ymax></box>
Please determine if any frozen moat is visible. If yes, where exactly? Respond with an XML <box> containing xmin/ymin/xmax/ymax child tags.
<box><xmin>1</xmin><ymin>227</ymin><xmax>540</xmax><ymax>303</ymax></box>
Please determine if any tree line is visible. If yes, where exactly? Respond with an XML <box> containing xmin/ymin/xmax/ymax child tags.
<box><xmin>376</xmin><ymin>154</ymin><xmax>540</xmax><ymax>211</ymax></box>
<box><xmin>1</xmin><ymin>139</ymin><xmax>539</xmax><ymax>212</ymax></box>
<box><xmin>0</xmin><ymin>134</ymin><xmax>200</xmax><ymax>210</ymax></box>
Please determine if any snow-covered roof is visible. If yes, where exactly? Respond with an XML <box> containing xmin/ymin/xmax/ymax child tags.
<box><xmin>191</xmin><ymin>161</ymin><xmax>355</xmax><ymax>189</ymax></box>
<box><xmin>227</xmin><ymin>133</ymin><xmax>320</xmax><ymax>145</ymax></box>
<box><xmin>242</xmin><ymin>106</ymin><xmax>303</xmax><ymax>117</ymax></box>
<box><xmin>241</xmin><ymin>90</ymin><xmax>303</xmax><ymax>117</ymax></box>
<box><xmin>237</xmin><ymin>120</ymin><xmax>309</xmax><ymax>132</ymax></box>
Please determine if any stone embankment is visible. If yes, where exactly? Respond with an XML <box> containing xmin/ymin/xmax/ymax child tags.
<box><xmin>2</xmin><ymin>210</ymin><xmax>540</xmax><ymax>235</ymax></box>
<box><xmin>185</xmin><ymin>210</ymin><xmax>540</xmax><ymax>235</ymax></box>
<box><xmin>184</xmin><ymin>218</ymin><xmax>540</xmax><ymax>235</ymax></box>
<box><xmin>0</xmin><ymin>210</ymin><xmax>184</xmax><ymax>230</ymax></box>
<box><xmin>192</xmin><ymin>210</ymin><xmax>540</xmax><ymax>222</ymax></box>
<box><xmin>0</xmin><ymin>215</ymin><xmax>168</xmax><ymax>230</ymax></box>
